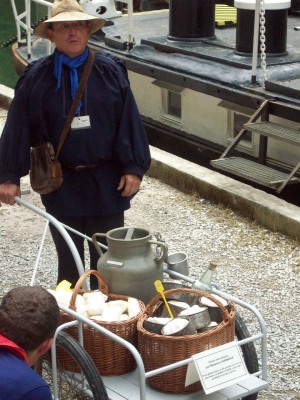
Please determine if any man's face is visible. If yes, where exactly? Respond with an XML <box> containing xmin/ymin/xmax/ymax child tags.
<box><xmin>47</xmin><ymin>21</ymin><xmax>91</xmax><ymax>58</ymax></box>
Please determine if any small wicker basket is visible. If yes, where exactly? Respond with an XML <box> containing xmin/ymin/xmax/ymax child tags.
<box><xmin>58</xmin><ymin>270</ymin><xmax>145</xmax><ymax>376</ymax></box>
<box><xmin>137</xmin><ymin>287</ymin><xmax>235</xmax><ymax>394</ymax></box>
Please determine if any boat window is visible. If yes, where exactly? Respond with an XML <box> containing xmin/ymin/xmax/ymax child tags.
<box><xmin>152</xmin><ymin>80</ymin><xmax>183</xmax><ymax>121</ymax></box>
<box><xmin>166</xmin><ymin>90</ymin><xmax>182</xmax><ymax>118</ymax></box>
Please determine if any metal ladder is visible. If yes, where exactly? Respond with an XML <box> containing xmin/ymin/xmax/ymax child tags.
<box><xmin>210</xmin><ymin>99</ymin><xmax>300</xmax><ymax>193</ymax></box>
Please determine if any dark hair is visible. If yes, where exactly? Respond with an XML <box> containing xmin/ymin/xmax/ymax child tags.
<box><xmin>0</xmin><ymin>286</ymin><xmax>60</xmax><ymax>351</ymax></box>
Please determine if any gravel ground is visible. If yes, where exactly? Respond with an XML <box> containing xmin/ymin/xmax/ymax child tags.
<box><xmin>0</xmin><ymin>108</ymin><xmax>300</xmax><ymax>399</ymax></box>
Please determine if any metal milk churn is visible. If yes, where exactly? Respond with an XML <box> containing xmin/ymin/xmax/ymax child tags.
<box><xmin>92</xmin><ymin>227</ymin><xmax>168</xmax><ymax>304</ymax></box>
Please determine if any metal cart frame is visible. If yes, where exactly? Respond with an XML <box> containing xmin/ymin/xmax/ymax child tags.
<box><xmin>15</xmin><ymin>196</ymin><xmax>268</xmax><ymax>400</ymax></box>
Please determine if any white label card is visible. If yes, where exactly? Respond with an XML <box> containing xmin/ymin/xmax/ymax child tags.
<box><xmin>185</xmin><ymin>341</ymin><xmax>249</xmax><ymax>394</ymax></box>
<box><xmin>71</xmin><ymin>116</ymin><xmax>91</xmax><ymax>129</ymax></box>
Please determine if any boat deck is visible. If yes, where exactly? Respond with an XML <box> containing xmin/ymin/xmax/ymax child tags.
<box><xmin>99</xmin><ymin>10</ymin><xmax>300</xmax><ymax>102</ymax></box>
<box><xmin>115</xmin><ymin>11</ymin><xmax>300</xmax><ymax>87</ymax></box>
<box><xmin>15</xmin><ymin>9</ymin><xmax>300</xmax><ymax>102</ymax></box>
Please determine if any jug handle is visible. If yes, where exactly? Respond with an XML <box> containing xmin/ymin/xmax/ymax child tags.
<box><xmin>92</xmin><ymin>233</ymin><xmax>107</xmax><ymax>257</ymax></box>
<box><xmin>148</xmin><ymin>240</ymin><xmax>168</xmax><ymax>263</ymax></box>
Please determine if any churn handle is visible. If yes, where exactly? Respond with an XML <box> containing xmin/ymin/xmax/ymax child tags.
<box><xmin>148</xmin><ymin>240</ymin><xmax>168</xmax><ymax>263</ymax></box>
<box><xmin>92</xmin><ymin>233</ymin><xmax>107</xmax><ymax>257</ymax></box>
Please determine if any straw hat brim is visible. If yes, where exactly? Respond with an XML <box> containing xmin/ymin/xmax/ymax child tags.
<box><xmin>34</xmin><ymin>11</ymin><xmax>105</xmax><ymax>39</ymax></box>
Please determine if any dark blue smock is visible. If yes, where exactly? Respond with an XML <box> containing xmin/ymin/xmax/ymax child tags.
<box><xmin>0</xmin><ymin>51</ymin><xmax>151</xmax><ymax>217</ymax></box>
<box><xmin>0</xmin><ymin>335</ymin><xmax>52</xmax><ymax>400</ymax></box>
<box><xmin>0</xmin><ymin>351</ymin><xmax>52</xmax><ymax>400</ymax></box>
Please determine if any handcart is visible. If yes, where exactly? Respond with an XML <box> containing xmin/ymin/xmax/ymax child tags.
<box><xmin>14</xmin><ymin>195</ymin><xmax>268</xmax><ymax>400</ymax></box>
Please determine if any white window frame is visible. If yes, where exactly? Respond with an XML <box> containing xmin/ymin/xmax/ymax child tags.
<box><xmin>152</xmin><ymin>80</ymin><xmax>183</xmax><ymax>125</ymax></box>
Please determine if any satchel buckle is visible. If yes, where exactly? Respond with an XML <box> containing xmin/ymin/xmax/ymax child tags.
<box><xmin>45</xmin><ymin>142</ymin><xmax>56</xmax><ymax>160</ymax></box>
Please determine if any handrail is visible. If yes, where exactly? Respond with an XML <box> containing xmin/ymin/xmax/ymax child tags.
<box><xmin>11</xmin><ymin>0</ymin><xmax>53</xmax><ymax>60</ymax></box>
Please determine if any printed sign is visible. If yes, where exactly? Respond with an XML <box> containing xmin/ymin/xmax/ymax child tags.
<box><xmin>185</xmin><ymin>341</ymin><xmax>249</xmax><ymax>394</ymax></box>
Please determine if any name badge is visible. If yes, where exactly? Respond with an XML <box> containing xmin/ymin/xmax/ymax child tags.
<box><xmin>71</xmin><ymin>116</ymin><xmax>91</xmax><ymax>130</ymax></box>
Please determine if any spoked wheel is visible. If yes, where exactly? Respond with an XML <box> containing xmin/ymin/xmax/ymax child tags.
<box><xmin>235</xmin><ymin>312</ymin><xmax>259</xmax><ymax>400</ymax></box>
<box><xmin>37</xmin><ymin>331</ymin><xmax>108</xmax><ymax>400</ymax></box>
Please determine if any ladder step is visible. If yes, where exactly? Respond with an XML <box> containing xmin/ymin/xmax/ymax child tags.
<box><xmin>210</xmin><ymin>157</ymin><xmax>300</xmax><ymax>189</ymax></box>
<box><xmin>244</xmin><ymin>121</ymin><xmax>300</xmax><ymax>146</ymax></box>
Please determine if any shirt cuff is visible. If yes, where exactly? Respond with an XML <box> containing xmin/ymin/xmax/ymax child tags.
<box><xmin>0</xmin><ymin>173</ymin><xmax>21</xmax><ymax>187</ymax></box>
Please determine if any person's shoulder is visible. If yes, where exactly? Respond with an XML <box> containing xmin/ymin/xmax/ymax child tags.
<box><xmin>15</xmin><ymin>55</ymin><xmax>54</xmax><ymax>92</ymax></box>
<box><xmin>94</xmin><ymin>50</ymin><xmax>122</xmax><ymax>66</ymax></box>
<box><xmin>15</xmin><ymin>360</ymin><xmax>52</xmax><ymax>399</ymax></box>
<box><xmin>0</xmin><ymin>351</ymin><xmax>51</xmax><ymax>400</ymax></box>
<box><xmin>23</xmin><ymin>54</ymin><xmax>53</xmax><ymax>75</ymax></box>
<box><xmin>93</xmin><ymin>50</ymin><xmax>128</xmax><ymax>80</ymax></box>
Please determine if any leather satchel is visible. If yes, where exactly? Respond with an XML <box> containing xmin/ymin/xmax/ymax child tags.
<box><xmin>30</xmin><ymin>142</ymin><xmax>63</xmax><ymax>194</ymax></box>
<box><xmin>30</xmin><ymin>50</ymin><xmax>94</xmax><ymax>194</ymax></box>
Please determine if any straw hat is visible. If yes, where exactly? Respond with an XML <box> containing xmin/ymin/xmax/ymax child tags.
<box><xmin>34</xmin><ymin>0</ymin><xmax>105</xmax><ymax>39</ymax></box>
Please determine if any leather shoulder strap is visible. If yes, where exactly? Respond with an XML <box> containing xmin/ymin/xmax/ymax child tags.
<box><xmin>56</xmin><ymin>50</ymin><xmax>95</xmax><ymax>158</ymax></box>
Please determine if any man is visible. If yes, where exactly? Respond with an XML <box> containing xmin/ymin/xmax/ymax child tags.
<box><xmin>0</xmin><ymin>0</ymin><xmax>151</xmax><ymax>288</ymax></box>
<box><xmin>0</xmin><ymin>286</ymin><xmax>60</xmax><ymax>399</ymax></box>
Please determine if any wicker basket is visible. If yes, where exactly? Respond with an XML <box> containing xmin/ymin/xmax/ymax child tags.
<box><xmin>137</xmin><ymin>288</ymin><xmax>235</xmax><ymax>394</ymax></box>
<box><xmin>58</xmin><ymin>270</ymin><xmax>145</xmax><ymax>375</ymax></box>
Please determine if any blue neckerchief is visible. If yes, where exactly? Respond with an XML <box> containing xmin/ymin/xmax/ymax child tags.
<box><xmin>54</xmin><ymin>48</ymin><xmax>89</xmax><ymax>115</ymax></box>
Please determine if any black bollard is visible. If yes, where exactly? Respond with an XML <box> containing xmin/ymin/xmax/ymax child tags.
<box><xmin>234</xmin><ymin>0</ymin><xmax>290</xmax><ymax>56</ymax></box>
<box><xmin>168</xmin><ymin>0</ymin><xmax>216</xmax><ymax>41</ymax></box>
<box><xmin>235</xmin><ymin>8</ymin><xmax>288</xmax><ymax>55</ymax></box>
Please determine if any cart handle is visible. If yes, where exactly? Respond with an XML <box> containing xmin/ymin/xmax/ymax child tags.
<box><xmin>14</xmin><ymin>196</ymin><xmax>86</xmax><ymax>287</ymax></box>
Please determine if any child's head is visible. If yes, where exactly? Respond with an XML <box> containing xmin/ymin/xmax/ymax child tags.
<box><xmin>0</xmin><ymin>286</ymin><xmax>60</xmax><ymax>351</ymax></box>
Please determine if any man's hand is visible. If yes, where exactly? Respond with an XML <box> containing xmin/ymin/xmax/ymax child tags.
<box><xmin>0</xmin><ymin>183</ymin><xmax>21</xmax><ymax>206</ymax></box>
<box><xmin>118</xmin><ymin>175</ymin><xmax>141</xmax><ymax>197</ymax></box>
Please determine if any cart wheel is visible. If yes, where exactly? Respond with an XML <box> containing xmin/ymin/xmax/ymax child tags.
<box><xmin>36</xmin><ymin>331</ymin><xmax>109</xmax><ymax>400</ymax></box>
<box><xmin>235</xmin><ymin>312</ymin><xmax>259</xmax><ymax>400</ymax></box>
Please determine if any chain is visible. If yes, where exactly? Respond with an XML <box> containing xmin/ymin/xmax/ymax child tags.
<box><xmin>259</xmin><ymin>0</ymin><xmax>267</xmax><ymax>87</ymax></box>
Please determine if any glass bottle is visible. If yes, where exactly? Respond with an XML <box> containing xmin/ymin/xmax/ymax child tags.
<box><xmin>192</xmin><ymin>262</ymin><xmax>217</xmax><ymax>292</ymax></box>
<box><xmin>200</xmin><ymin>262</ymin><xmax>217</xmax><ymax>287</ymax></box>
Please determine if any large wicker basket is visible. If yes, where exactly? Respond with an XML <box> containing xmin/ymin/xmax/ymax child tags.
<box><xmin>58</xmin><ymin>270</ymin><xmax>145</xmax><ymax>376</ymax></box>
<box><xmin>137</xmin><ymin>288</ymin><xmax>235</xmax><ymax>394</ymax></box>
